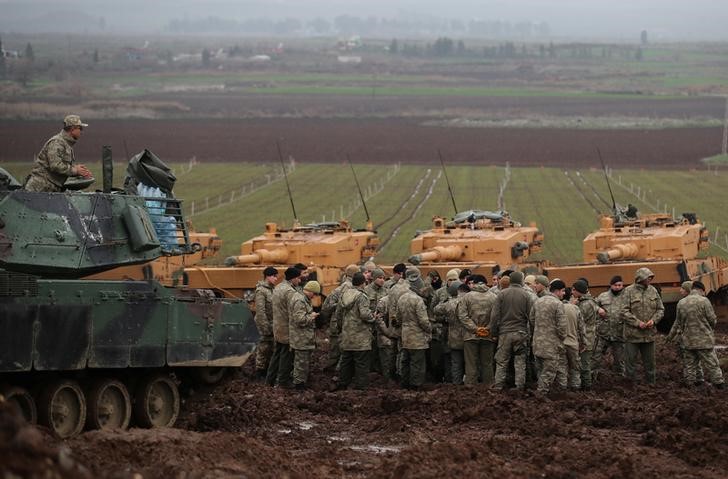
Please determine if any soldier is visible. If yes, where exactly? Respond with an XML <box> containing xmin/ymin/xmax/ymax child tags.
<box><xmin>321</xmin><ymin>263</ymin><xmax>359</xmax><ymax>371</ymax></box>
<box><xmin>434</xmin><ymin>280</ymin><xmax>466</xmax><ymax>384</ymax></box>
<box><xmin>293</xmin><ymin>263</ymin><xmax>310</xmax><ymax>284</ymax></box>
<box><xmin>387</xmin><ymin>263</ymin><xmax>411</xmax><ymax>378</ymax></box>
<box><xmin>531</xmin><ymin>279</ymin><xmax>568</xmax><ymax>393</ymax></box>
<box><xmin>524</xmin><ymin>275</ymin><xmax>539</xmax><ymax>302</ymax></box>
<box><xmin>620</xmin><ymin>267</ymin><xmax>664</xmax><ymax>384</ymax></box>
<box><xmin>489</xmin><ymin>271</ymin><xmax>534</xmax><ymax>390</ymax></box>
<box><xmin>533</xmin><ymin>275</ymin><xmax>549</xmax><ymax>298</ymax></box>
<box><xmin>572</xmin><ymin>279</ymin><xmax>599</xmax><ymax>390</ymax></box>
<box><xmin>266</xmin><ymin>267</ymin><xmax>302</xmax><ymax>388</ymax></box>
<box><xmin>458</xmin><ymin>274</ymin><xmax>498</xmax><ymax>385</ymax></box>
<box><xmin>429</xmin><ymin>268</ymin><xmax>460</xmax><ymax>382</ymax></box>
<box><xmin>398</xmin><ymin>269</ymin><xmax>432</xmax><ymax>389</ymax></box>
<box><xmin>362</xmin><ymin>260</ymin><xmax>377</xmax><ymax>284</ymax></box>
<box><xmin>562</xmin><ymin>287</ymin><xmax>586</xmax><ymax>390</ymax></box>
<box><xmin>384</xmin><ymin>262</ymin><xmax>407</xmax><ymax>290</ymax></box>
<box><xmin>289</xmin><ymin>281</ymin><xmax>321</xmax><ymax>390</ymax></box>
<box><xmin>672</xmin><ymin>282</ymin><xmax>704</xmax><ymax>383</ymax></box>
<box><xmin>592</xmin><ymin>275</ymin><xmax>626</xmax><ymax>378</ymax></box>
<box><xmin>336</xmin><ymin>273</ymin><xmax>375</xmax><ymax>390</ymax></box>
<box><xmin>25</xmin><ymin>115</ymin><xmax>92</xmax><ymax>192</ymax></box>
<box><xmin>253</xmin><ymin>266</ymin><xmax>278</xmax><ymax>381</ymax></box>
<box><xmin>365</xmin><ymin>268</ymin><xmax>387</xmax><ymax>372</ymax></box>
<box><xmin>666</xmin><ymin>281</ymin><xmax>724</xmax><ymax>388</ymax></box>
<box><xmin>374</xmin><ymin>294</ymin><xmax>397</xmax><ymax>381</ymax></box>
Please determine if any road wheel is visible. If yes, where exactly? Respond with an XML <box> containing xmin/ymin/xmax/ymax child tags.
<box><xmin>189</xmin><ymin>367</ymin><xmax>227</xmax><ymax>385</ymax></box>
<box><xmin>1</xmin><ymin>386</ymin><xmax>37</xmax><ymax>424</ymax></box>
<box><xmin>37</xmin><ymin>380</ymin><xmax>86</xmax><ymax>438</ymax></box>
<box><xmin>86</xmin><ymin>379</ymin><xmax>131</xmax><ymax>431</ymax></box>
<box><xmin>133</xmin><ymin>375</ymin><xmax>179</xmax><ymax>428</ymax></box>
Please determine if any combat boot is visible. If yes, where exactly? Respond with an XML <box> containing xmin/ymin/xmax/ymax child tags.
<box><xmin>294</xmin><ymin>383</ymin><xmax>307</xmax><ymax>391</ymax></box>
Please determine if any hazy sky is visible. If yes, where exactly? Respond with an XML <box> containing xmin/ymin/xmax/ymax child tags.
<box><xmin>1</xmin><ymin>0</ymin><xmax>727</xmax><ymax>40</ymax></box>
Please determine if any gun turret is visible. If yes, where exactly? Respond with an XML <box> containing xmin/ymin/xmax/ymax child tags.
<box><xmin>224</xmin><ymin>248</ymin><xmax>289</xmax><ymax>266</ymax></box>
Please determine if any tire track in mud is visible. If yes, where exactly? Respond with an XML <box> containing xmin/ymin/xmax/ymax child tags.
<box><xmin>563</xmin><ymin>170</ymin><xmax>602</xmax><ymax>215</ymax></box>
<box><xmin>574</xmin><ymin>170</ymin><xmax>613</xmax><ymax>211</ymax></box>
<box><xmin>377</xmin><ymin>170</ymin><xmax>442</xmax><ymax>253</ymax></box>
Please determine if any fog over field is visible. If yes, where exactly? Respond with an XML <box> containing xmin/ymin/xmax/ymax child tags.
<box><xmin>0</xmin><ymin>0</ymin><xmax>726</xmax><ymax>40</ymax></box>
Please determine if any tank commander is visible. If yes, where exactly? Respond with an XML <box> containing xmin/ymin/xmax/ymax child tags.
<box><xmin>24</xmin><ymin>115</ymin><xmax>92</xmax><ymax>192</ymax></box>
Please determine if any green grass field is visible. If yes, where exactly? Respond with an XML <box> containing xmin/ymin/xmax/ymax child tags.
<box><xmin>6</xmin><ymin>161</ymin><xmax>728</xmax><ymax>264</ymax></box>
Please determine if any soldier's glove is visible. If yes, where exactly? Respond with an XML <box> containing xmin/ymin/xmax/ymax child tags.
<box><xmin>475</xmin><ymin>326</ymin><xmax>490</xmax><ymax>338</ymax></box>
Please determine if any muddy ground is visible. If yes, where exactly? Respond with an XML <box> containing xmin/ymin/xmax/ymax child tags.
<box><xmin>2</xmin><ymin>316</ymin><xmax>727</xmax><ymax>479</ymax></box>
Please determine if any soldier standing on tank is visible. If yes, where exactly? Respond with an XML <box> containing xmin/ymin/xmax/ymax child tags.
<box><xmin>458</xmin><ymin>274</ymin><xmax>498</xmax><ymax>385</ymax></box>
<box><xmin>266</xmin><ymin>267</ymin><xmax>302</xmax><ymax>388</ymax></box>
<box><xmin>253</xmin><ymin>267</ymin><xmax>278</xmax><ymax>381</ymax></box>
<box><xmin>25</xmin><ymin>115</ymin><xmax>92</xmax><ymax>192</ymax></box>
<box><xmin>666</xmin><ymin>281</ymin><xmax>724</xmax><ymax>389</ymax></box>
<box><xmin>531</xmin><ymin>279</ymin><xmax>568</xmax><ymax>393</ymax></box>
<box><xmin>398</xmin><ymin>269</ymin><xmax>433</xmax><ymax>389</ymax></box>
<box><xmin>592</xmin><ymin>276</ymin><xmax>626</xmax><ymax>378</ymax></box>
<box><xmin>321</xmin><ymin>264</ymin><xmax>359</xmax><ymax>372</ymax></box>
<box><xmin>620</xmin><ymin>267</ymin><xmax>664</xmax><ymax>384</ymax></box>
<box><xmin>335</xmin><ymin>273</ymin><xmax>375</xmax><ymax>390</ymax></box>
<box><xmin>289</xmin><ymin>281</ymin><xmax>321</xmax><ymax>390</ymax></box>
<box><xmin>489</xmin><ymin>271</ymin><xmax>534</xmax><ymax>390</ymax></box>
<box><xmin>572</xmin><ymin>279</ymin><xmax>599</xmax><ymax>390</ymax></box>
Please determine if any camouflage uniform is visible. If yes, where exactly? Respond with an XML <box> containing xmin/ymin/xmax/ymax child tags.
<box><xmin>365</xmin><ymin>281</ymin><xmax>386</xmax><ymax>372</ymax></box>
<box><xmin>458</xmin><ymin>283</ymin><xmax>498</xmax><ymax>385</ymax></box>
<box><xmin>253</xmin><ymin>280</ymin><xmax>275</xmax><ymax>376</ymax></box>
<box><xmin>667</xmin><ymin>290</ymin><xmax>725</xmax><ymax>386</ymax></box>
<box><xmin>289</xmin><ymin>290</ymin><xmax>317</xmax><ymax>386</ymax></box>
<box><xmin>24</xmin><ymin>130</ymin><xmax>78</xmax><ymax>192</ymax></box>
<box><xmin>489</xmin><ymin>283</ymin><xmax>534</xmax><ymax>389</ymax></box>
<box><xmin>426</xmin><ymin>285</ymin><xmax>449</xmax><ymax>383</ymax></box>
<box><xmin>375</xmin><ymin>296</ymin><xmax>396</xmax><ymax>380</ymax></box>
<box><xmin>398</xmin><ymin>288</ymin><xmax>432</xmax><ymax>388</ymax></box>
<box><xmin>563</xmin><ymin>301</ymin><xmax>586</xmax><ymax>389</ymax></box>
<box><xmin>592</xmin><ymin>289</ymin><xmax>626</xmax><ymax>376</ymax></box>
<box><xmin>338</xmin><ymin>287</ymin><xmax>374</xmax><ymax>389</ymax></box>
<box><xmin>321</xmin><ymin>278</ymin><xmax>352</xmax><ymax>370</ymax></box>
<box><xmin>620</xmin><ymin>268</ymin><xmax>664</xmax><ymax>384</ymax></box>
<box><xmin>266</xmin><ymin>280</ymin><xmax>297</xmax><ymax>387</ymax></box>
<box><xmin>531</xmin><ymin>293</ymin><xmax>568</xmax><ymax>393</ymax></box>
<box><xmin>576</xmin><ymin>293</ymin><xmax>599</xmax><ymax>389</ymax></box>
<box><xmin>388</xmin><ymin>278</ymin><xmax>411</xmax><ymax>376</ymax></box>
<box><xmin>434</xmin><ymin>295</ymin><xmax>464</xmax><ymax>384</ymax></box>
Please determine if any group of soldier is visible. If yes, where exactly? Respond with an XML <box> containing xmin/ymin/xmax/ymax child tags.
<box><xmin>253</xmin><ymin>261</ymin><xmax>725</xmax><ymax>392</ymax></box>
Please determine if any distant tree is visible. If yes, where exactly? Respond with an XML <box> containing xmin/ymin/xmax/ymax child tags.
<box><xmin>640</xmin><ymin>30</ymin><xmax>648</xmax><ymax>45</ymax></box>
<box><xmin>308</xmin><ymin>17</ymin><xmax>330</xmax><ymax>34</ymax></box>
<box><xmin>548</xmin><ymin>41</ymin><xmax>556</xmax><ymax>58</ymax></box>
<box><xmin>0</xmin><ymin>36</ymin><xmax>6</xmax><ymax>80</ymax></box>
<box><xmin>432</xmin><ymin>37</ymin><xmax>454</xmax><ymax>56</ymax></box>
<box><xmin>201</xmin><ymin>48</ymin><xmax>211</xmax><ymax>67</ymax></box>
<box><xmin>24</xmin><ymin>42</ymin><xmax>34</xmax><ymax>62</ymax></box>
<box><xmin>12</xmin><ymin>59</ymin><xmax>32</xmax><ymax>87</ymax></box>
<box><xmin>93</xmin><ymin>49</ymin><xmax>99</xmax><ymax>63</ymax></box>
<box><xmin>456</xmin><ymin>40</ymin><xmax>466</xmax><ymax>56</ymax></box>
<box><xmin>389</xmin><ymin>38</ymin><xmax>398</xmax><ymax>54</ymax></box>
<box><xmin>635</xmin><ymin>47</ymin><xmax>643</xmax><ymax>61</ymax></box>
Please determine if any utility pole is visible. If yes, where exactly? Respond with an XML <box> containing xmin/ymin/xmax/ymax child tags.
<box><xmin>722</xmin><ymin>96</ymin><xmax>728</xmax><ymax>156</ymax></box>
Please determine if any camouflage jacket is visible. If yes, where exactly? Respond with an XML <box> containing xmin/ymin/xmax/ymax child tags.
<box><xmin>375</xmin><ymin>295</ymin><xmax>395</xmax><ymax>348</ymax></box>
<box><xmin>620</xmin><ymin>283</ymin><xmax>664</xmax><ymax>343</ymax></box>
<box><xmin>428</xmin><ymin>286</ymin><xmax>450</xmax><ymax>341</ymax></box>
<box><xmin>458</xmin><ymin>283</ymin><xmax>498</xmax><ymax>342</ymax></box>
<box><xmin>488</xmin><ymin>283</ymin><xmax>534</xmax><ymax>337</ymax></box>
<box><xmin>563</xmin><ymin>301</ymin><xmax>586</xmax><ymax>350</ymax></box>
<box><xmin>596</xmin><ymin>289</ymin><xmax>625</xmax><ymax>341</ymax></box>
<box><xmin>339</xmin><ymin>287</ymin><xmax>374</xmax><ymax>351</ymax></box>
<box><xmin>253</xmin><ymin>280</ymin><xmax>275</xmax><ymax>339</ymax></box>
<box><xmin>399</xmin><ymin>288</ymin><xmax>432</xmax><ymax>349</ymax></box>
<box><xmin>576</xmin><ymin>294</ymin><xmax>600</xmax><ymax>351</ymax></box>
<box><xmin>530</xmin><ymin>293</ymin><xmax>567</xmax><ymax>360</ymax></box>
<box><xmin>434</xmin><ymin>297</ymin><xmax>464</xmax><ymax>350</ymax></box>
<box><xmin>387</xmin><ymin>278</ymin><xmax>410</xmax><ymax>336</ymax></box>
<box><xmin>27</xmin><ymin>131</ymin><xmax>77</xmax><ymax>190</ymax></box>
<box><xmin>272</xmin><ymin>280</ymin><xmax>297</xmax><ymax>344</ymax></box>
<box><xmin>322</xmin><ymin>279</ymin><xmax>352</xmax><ymax>336</ymax></box>
<box><xmin>667</xmin><ymin>291</ymin><xmax>717</xmax><ymax>349</ymax></box>
<box><xmin>364</xmin><ymin>282</ymin><xmax>386</xmax><ymax>312</ymax></box>
<box><xmin>288</xmin><ymin>291</ymin><xmax>317</xmax><ymax>350</ymax></box>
